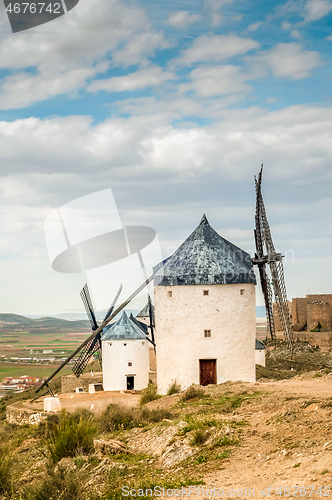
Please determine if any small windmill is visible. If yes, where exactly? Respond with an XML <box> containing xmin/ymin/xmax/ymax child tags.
<box><xmin>129</xmin><ymin>294</ymin><xmax>156</xmax><ymax>348</ymax></box>
<box><xmin>36</xmin><ymin>275</ymin><xmax>154</xmax><ymax>395</ymax></box>
<box><xmin>252</xmin><ymin>165</ymin><xmax>293</xmax><ymax>354</ymax></box>
<box><xmin>72</xmin><ymin>283</ymin><xmax>122</xmax><ymax>377</ymax></box>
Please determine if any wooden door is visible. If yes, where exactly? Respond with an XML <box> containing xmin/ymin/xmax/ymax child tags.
<box><xmin>199</xmin><ymin>359</ymin><xmax>216</xmax><ymax>386</ymax></box>
<box><xmin>126</xmin><ymin>376</ymin><xmax>134</xmax><ymax>390</ymax></box>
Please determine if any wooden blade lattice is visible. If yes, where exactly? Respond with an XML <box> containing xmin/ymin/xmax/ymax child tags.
<box><xmin>72</xmin><ymin>284</ymin><xmax>101</xmax><ymax>377</ymax></box>
<box><xmin>254</xmin><ymin>166</ymin><xmax>293</xmax><ymax>354</ymax></box>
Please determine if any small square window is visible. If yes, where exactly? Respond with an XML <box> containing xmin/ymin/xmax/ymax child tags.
<box><xmin>128</xmin><ymin>362</ymin><xmax>132</xmax><ymax>367</ymax></box>
<box><xmin>142</xmin><ymin>341</ymin><xmax>145</xmax><ymax>345</ymax></box>
<box><xmin>203</xmin><ymin>290</ymin><xmax>209</xmax><ymax>296</ymax></box>
<box><xmin>109</xmin><ymin>342</ymin><xmax>112</xmax><ymax>346</ymax></box>
<box><xmin>204</xmin><ymin>329</ymin><xmax>211</xmax><ymax>337</ymax></box>
<box><xmin>240</xmin><ymin>289</ymin><xmax>245</xmax><ymax>295</ymax></box>
<box><xmin>123</xmin><ymin>343</ymin><xmax>127</xmax><ymax>346</ymax></box>
<box><xmin>167</xmin><ymin>291</ymin><xmax>172</xmax><ymax>297</ymax></box>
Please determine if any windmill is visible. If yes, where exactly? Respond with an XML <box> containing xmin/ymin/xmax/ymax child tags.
<box><xmin>36</xmin><ymin>275</ymin><xmax>154</xmax><ymax>395</ymax></box>
<box><xmin>72</xmin><ymin>283</ymin><xmax>123</xmax><ymax>377</ymax></box>
<box><xmin>252</xmin><ymin>165</ymin><xmax>293</xmax><ymax>354</ymax></box>
<box><xmin>129</xmin><ymin>294</ymin><xmax>156</xmax><ymax>348</ymax></box>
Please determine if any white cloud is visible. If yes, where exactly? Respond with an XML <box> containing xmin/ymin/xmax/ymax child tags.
<box><xmin>166</xmin><ymin>11</ymin><xmax>201</xmax><ymax>28</ymax></box>
<box><xmin>2</xmin><ymin>104</ymin><xmax>332</xmax><ymax>312</ymax></box>
<box><xmin>0</xmin><ymin>62</ymin><xmax>108</xmax><ymax>109</ymax></box>
<box><xmin>326</xmin><ymin>34</ymin><xmax>332</xmax><ymax>40</ymax></box>
<box><xmin>1</xmin><ymin>104</ymin><xmax>332</xmax><ymax>180</ymax></box>
<box><xmin>0</xmin><ymin>0</ymin><xmax>168</xmax><ymax>108</ymax></box>
<box><xmin>0</xmin><ymin>0</ymin><xmax>152</xmax><ymax>71</ymax></box>
<box><xmin>248</xmin><ymin>22</ymin><xmax>262</xmax><ymax>31</ymax></box>
<box><xmin>247</xmin><ymin>43</ymin><xmax>322</xmax><ymax>79</ymax></box>
<box><xmin>170</xmin><ymin>34</ymin><xmax>260</xmax><ymax>67</ymax></box>
<box><xmin>273</xmin><ymin>0</ymin><xmax>332</xmax><ymax>23</ymax></box>
<box><xmin>291</xmin><ymin>29</ymin><xmax>302</xmax><ymax>38</ymax></box>
<box><xmin>304</xmin><ymin>0</ymin><xmax>332</xmax><ymax>21</ymax></box>
<box><xmin>87</xmin><ymin>66</ymin><xmax>176</xmax><ymax>93</ymax></box>
<box><xmin>204</xmin><ymin>0</ymin><xmax>233</xmax><ymax>26</ymax></box>
<box><xmin>178</xmin><ymin>65</ymin><xmax>251</xmax><ymax>97</ymax></box>
<box><xmin>111</xmin><ymin>32</ymin><xmax>169</xmax><ymax>67</ymax></box>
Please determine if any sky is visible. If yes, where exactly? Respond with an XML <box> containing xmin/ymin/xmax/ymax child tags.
<box><xmin>0</xmin><ymin>0</ymin><xmax>332</xmax><ymax>315</ymax></box>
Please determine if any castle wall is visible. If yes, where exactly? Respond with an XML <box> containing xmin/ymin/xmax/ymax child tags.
<box><xmin>276</xmin><ymin>329</ymin><xmax>332</xmax><ymax>351</ymax></box>
<box><xmin>307</xmin><ymin>294</ymin><xmax>332</xmax><ymax>308</ymax></box>
<box><xmin>102</xmin><ymin>338</ymin><xmax>149</xmax><ymax>391</ymax></box>
<box><xmin>307</xmin><ymin>301</ymin><xmax>331</xmax><ymax>331</ymax></box>
<box><xmin>292</xmin><ymin>297</ymin><xmax>309</xmax><ymax>331</ymax></box>
<box><xmin>155</xmin><ymin>283</ymin><xmax>256</xmax><ymax>394</ymax></box>
<box><xmin>273</xmin><ymin>300</ymin><xmax>293</xmax><ymax>331</ymax></box>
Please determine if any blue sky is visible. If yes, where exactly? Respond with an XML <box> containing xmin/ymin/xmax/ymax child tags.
<box><xmin>0</xmin><ymin>0</ymin><xmax>332</xmax><ymax>314</ymax></box>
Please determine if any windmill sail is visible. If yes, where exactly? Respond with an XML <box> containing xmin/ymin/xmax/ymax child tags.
<box><xmin>72</xmin><ymin>283</ymin><xmax>122</xmax><ymax>377</ymax></box>
<box><xmin>252</xmin><ymin>165</ymin><xmax>293</xmax><ymax>354</ymax></box>
<box><xmin>147</xmin><ymin>295</ymin><xmax>156</xmax><ymax>348</ymax></box>
<box><xmin>80</xmin><ymin>284</ymin><xmax>98</xmax><ymax>331</ymax></box>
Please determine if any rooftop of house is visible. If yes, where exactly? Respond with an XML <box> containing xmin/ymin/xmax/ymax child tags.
<box><xmin>102</xmin><ymin>311</ymin><xmax>147</xmax><ymax>341</ymax></box>
<box><xmin>154</xmin><ymin>214</ymin><xmax>256</xmax><ymax>286</ymax></box>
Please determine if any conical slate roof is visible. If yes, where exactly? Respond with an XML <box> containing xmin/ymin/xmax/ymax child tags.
<box><xmin>255</xmin><ymin>339</ymin><xmax>265</xmax><ymax>350</ymax></box>
<box><xmin>102</xmin><ymin>311</ymin><xmax>147</xmax><ymax>341</ymax></box>
<box><xmin>130</xmin><ymin>313</ymin><xmax>148</xmax><ymax>335</ymax></box>
<box><xmin>154</xmin><ymin>215</ymin><xmax>256</xmax><ymax>286</ymax></box>
<box><xmin>136</xmin><ymin>301</ymin><xmax>154</xmax><ymax>318</ymax></box>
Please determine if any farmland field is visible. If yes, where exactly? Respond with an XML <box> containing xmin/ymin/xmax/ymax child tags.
<box><xmin>0</xmin><ymin>362</ymin><xmax>73</xmax><ymax>379</ymax></box>
<box><xmin>0</xmin><ymin>330</ymin><xmax>91</xmax><ymax>360</ymax></box>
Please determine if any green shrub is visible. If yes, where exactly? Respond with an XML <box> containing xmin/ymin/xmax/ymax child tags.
<box><xmin>99</xmin><ymin>404</ymin><xmax>140</xmax><ymax>432</ymax></box>
<box><xmin>99</xmin><ymin>404</ymin><xmax>173</xmax><ymax>433</ymax></box>
<box><xmin>0</xmin><ymin>445</ymin><xmax>13</xmax><ymax>494</ymax></box>
<box><xmin>182</xmin><ymin>386</ymin><xmax>205</xmax><ymax>401</ymax></box>
<box><xmin>141</xmin><ymin>407</ymin><xmax>173</xmax><ymax>423</ymax></box>
<box><xmin>22</xmin><ymin>468</ymin><xmax>86</xmax><ymax>500</ymax></box>
<box><xmin>167</xmin><ymin>380</ymin><xmax>181</xmax><ymax>396</ymax></box>
<box><xmin>140</xmin><ymin>383</ymin><xmax>160</xmax><ymax>406</ymax></box>
<box><xmin>43</xmin><ymin>411</ymin><xmax>97</xmax><ymax>464</ymax></box>
<box><xmin>213</xmin><ymin>436</ymin><xmax>238</xmax><ymax>447</ymax></box>
<box><xmin>215</xmin><ymin>449</ymin><xmax>231</xmax><ymax>459</ymax></box>
<box><xmin>191</xmin><ymin>429</ymin><xmax>209</xmax><ymax>446</ymax></box>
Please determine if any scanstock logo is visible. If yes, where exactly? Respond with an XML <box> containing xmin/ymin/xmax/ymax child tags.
<box><xmin>3</xmin><ymin>0</ymin><xmax>80</xmax><ymax>33</ymax></box>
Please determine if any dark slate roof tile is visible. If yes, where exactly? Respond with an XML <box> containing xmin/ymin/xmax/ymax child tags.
<box><xmin>102</xmin><ymin>311</ymin><xmax>147</xmax><ymax>341</ymax></box>
<box><xmin>154</xmin><ymin>215</ymin><xmax>256</xmax><ymax>286</ymax></box>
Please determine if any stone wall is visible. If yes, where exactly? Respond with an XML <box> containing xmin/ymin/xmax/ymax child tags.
<box><xmin>273</xmin><ymin>300</ymin><xmax>293</xmax><ymax>331</ymax></box>
<box><xmin>307</xmin><ymin>301</ymin><xmax>331</xmax><ymax>331</ymax></box>
<box><xmin>61</xmin><ymin>372</ymin><xmax>103</xmax><ymax>394</ymax></box>
<box><xmin>292</xmin><ymin>298</ymin><xmax>308</xmax><ymax>331</ymax></box>
<box><xmin>6</xmin><ymin>403</ymin><xmax>47</xmax><ymax>426</ymax></box>
<box><xmin>276</xmin><ymin>330</ymin><xmax>332</xmax><ymax>351</ymax></box>
<box><xmin>274</xmin><ymin>294</ymin><xmax>332</xmax><ymax>333</ymax></box>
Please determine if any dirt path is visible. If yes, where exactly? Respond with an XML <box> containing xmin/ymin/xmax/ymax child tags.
<box><xmin>168</xmin><ymin>375</ymin><xmax>332</xmax><ymax>499</ymax></box>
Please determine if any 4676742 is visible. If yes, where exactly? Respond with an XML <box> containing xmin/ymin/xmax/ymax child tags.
<box><xmin>5</xmin><ymin>2</ymin><xmax>62</xmax><ymax>14</ymax></box>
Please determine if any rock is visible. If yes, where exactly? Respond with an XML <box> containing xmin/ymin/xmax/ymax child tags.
<box><xmin>93</xmin><ymin>439</ymin><xmax>132</xmax><ymax>455</ymax></box>
<box><xmin>128</xmin><ymin>422</ymin><xmax>186</xmax><ymax>456</ymax></box>
<box><xmin>305</xmin><ymin>403</ymin><xmax>319</xmax><ymax>412</ymax></box>
<box><xmin>55</xmin><ymin>457</ymin><xmax>77</xmax><ymax>472</ymax></box>
<box><xmin>158</xmin><ymin>442</ymin><xmax>195</xmax><ymax>468</ymax></box>
<box><xmin>16</xmin><ymin>438</ymin><xmax>39</xmax><ymax>453</ymax></box>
